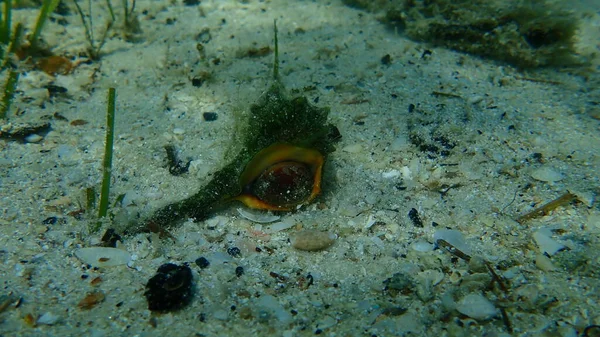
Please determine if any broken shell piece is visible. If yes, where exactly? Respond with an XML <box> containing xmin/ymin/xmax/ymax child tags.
<box><xmin>455</xmin><ymin>293</ymin><xmax>498</xmax><ymax>320</ymax></box>
<box><xmin>74</xmin><ymin>247</ymin><xmax>131</xmax><ymax>267</ymax></box>
<box><xmin>532</xmin><ymin>229</ymin><xmax>565</xmax><ymax>256</ymax></box>
<box><xmin>236</xmin><ymin>208</ymin><xmax>280</xmax><ymax>223</ymax></box>
<box><xmin>531</xmin><ymin>166</ymin><xmax>563</xmax><ymax>182</ymax></box>
<box><xmin>291</xmin><ymin>229</ymin><xmax>336</xmax><ymax>251</ymax></box>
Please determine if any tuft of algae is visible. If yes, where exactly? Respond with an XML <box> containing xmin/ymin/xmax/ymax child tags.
<box><xmin>342</xmin><ymin>0</ymin><xmax>581</xmax><ymax>68</ymax></box>
<box><xmin>130</xmin><ymin>22</ymin><xmax>340</xmax><ymax>234</ymax></box>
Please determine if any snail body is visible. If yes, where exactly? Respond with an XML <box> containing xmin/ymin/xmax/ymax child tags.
<box><xmin>233</xmin><ymin>143</ymin><xmax>323</xmax><ymax>211</ymax></box>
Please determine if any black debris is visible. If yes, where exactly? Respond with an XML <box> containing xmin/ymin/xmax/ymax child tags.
<box><xmin>144</xmin><ymin>263</ymin><xmax>194</xmax><ymax>312</ymax></box>
<box><xmin>164</xmin><ymin>145</ymin><xmax>191</xmax><ymax>176</ymax></box>
<box><xmin>202</xmin><ymin>112</ymin><xmax>218</xmax><ymax>121</ymax></box>
<box><xmin>42</xmin><ymin>216</ymin><xmax>57</xmax><ymax>225</ymax></box>
<box><xmin>195</xmin><ymin>257</ymin><xmax>210</xmax><ymax>269</ymax></box>
<box><xmin>46</xmin><ymin>84</ymin><xmax>68</xmax><ymax>96</ymax></box>
<box><xmin>183</xmin><ymin>0</ymin><xmax>200</xmax><ymax>6</ymax></box>
<box><xmin>227</xmin><ymin>247</ymin><xmax>241</xmax><ymax>257</ymax></box>
<box><xmin>381</xmin><ymin>54</ymin><xmax>392</xmax><ymax>65</ymax></box>
<box><xmin>235</xmin><ymin>266</ymin><xmax>244</xmax><ymax>277</ymax></box>
<box><xmin>408</xmin><ymin>208</ymin><xmax>423</xmax><ymax>227</ymax></box>
<box><xmin>191</xmin><ymin>77</ymin><xmax>204</xmax><ymax>87</ymax></box>
<box><xmin>100</xmin><ymin>228</ymin><xmax>122</xmax><ymax>248</ymax></box>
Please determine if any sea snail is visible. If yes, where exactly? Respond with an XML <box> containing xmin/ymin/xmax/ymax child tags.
<box><xmin>232</xmin><ymin>143</ymin><xmax>324</xmax><ymax>211</ymax></box>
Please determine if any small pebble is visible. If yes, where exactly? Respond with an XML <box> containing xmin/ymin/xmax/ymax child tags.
<box><xmin>382</xmin><ymin>169</ymin><xmax>401</xmax><ymax>179</ymax></box>
<box><xmin>342</xmin><ymin>144</ymin><xmax>362</xmax><ymax>153</ymax></box>
<box><xmin>531</xmin><ymin>166</ymin><xmax>563</xmax><ymax>182</ymax></box>
<box><xmin>203</xmin><ymin>112</ymin><xmax>218</xmax><ymax>121</ymax></box>
<box><xmin>235</xmin><ymin>266</ymin><xmax>244</xmax><ymax>277</ymax></box>
<box><xmin>291</xmin><ymin>230</ymin><xmax>336</xmax><ymax>252</ymax></box>
<box><xmin>535</xmin><ymin>254</ymin><xmax>557</xmax><ymax>271</ymax></box>
<box><xmin>455</xmin><ymin>293</ymin><xmax>498</xmax><ymax>320</ymax></box>
<box><xmin>77</xmin><ymin>291</ymin><xmax>105</xmax><ymax>310</ymax></box>
<box><xmin>173</xmin><ymin>127</ymin><xmax>185</xmax><ymax>135</ymax></box>
<box><xmin>195</xmin><ymin>256</ymin><xmax>210</xmax><ymax>269</ymax></box>
<box><xmin>24</xmin><ymin>134</ymin><xmax>43</xmax><ymax>143</ymax></box>
<box><xmin>227</xmin><ymin>247</ymin><xmax>241</xmax><ymax>257</ymax></box>
<box><xmin>37</xmin><ymin>312</ymin><xmax>60</xmax><ymax>325</ymax></box>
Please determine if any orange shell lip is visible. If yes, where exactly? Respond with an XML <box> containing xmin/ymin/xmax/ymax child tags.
<box><xmin>233</xmin><ymin>143</ymin><xmax>324</xmax><ymax>211</ymax></box>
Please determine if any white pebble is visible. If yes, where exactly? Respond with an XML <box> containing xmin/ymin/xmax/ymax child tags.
<box><xmin>411</xmin><ymin>240</ymin><xmax>434</xmax><ymax>252</ymax></box>
<box><xmin>74</xmin><ymin>247</ymin><xmax>131</xmax><ymax>267</ymax></box>
<box><xmin>37</xmin><ymin>312</ymin><xmax>60</xmax><ymax>325</ymax></box>
<box><xmin>531</xmin><ymin>166</ymin><xmax>563</xmax><ymax>182</ymax></box>
<box><xmin>535</xmin><ymin>253</ymin><xmax>557</xmax><ymax>271</ymax></box>
<box><xmin>173</xmin><ymin>127</ymin><xmax>185</xmax><ymax>135</ymax></box>
<box><xmin>382</xmin><ymin>169</ymin><xmax>401</xmax><ymax>179</ymax></box>
<box><xmin>212</xmin><ymin>309</ymin><xmax>229</xmax><ymax>321</ymax></box>
<box><xmin>455</xmin><ymin>293</ymin><xmax>498</xmax><ymax>320</ymax></box>
<box><xmin>265</xmin><ymin>221</ymin><xmax>295</xmax><ymax>233</ymax></box>
<box><xmin>291</xmin><ymin>230</ymin><xmax>336</xmax><ymax>251</ymax></box>
<box><xmin>342</xmin><ymin>144</ymin><xmax>362</xmax><ymax>153</ymax></box>
<box><xmin>468</xmin><ymin>95</ymin><xmax>485</xmax><ymax>105</ymax></box>
<box><xmin>24</xmin><ymin>134</ymin><xmax>43</xmax><ymax>143</ymax></box>
<box><xmin>532</xmin><ymin>229</ymin><xmax>565</xmax><ymax>256</ymax></box>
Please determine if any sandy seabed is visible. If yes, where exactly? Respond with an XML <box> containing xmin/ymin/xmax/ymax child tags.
<box><xmin>1</xmin><ymin>1</ymin><xmax>599</xmax><ymax>336</ymax></box>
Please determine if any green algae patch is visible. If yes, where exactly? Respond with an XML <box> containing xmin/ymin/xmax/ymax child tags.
<box><xmin>343</xmin><ymin>0</ymin><xmax>581</xmax><ymax>68</ymax></box>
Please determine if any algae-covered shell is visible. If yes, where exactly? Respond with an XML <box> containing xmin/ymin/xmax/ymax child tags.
<box><xmin>234</xmin><ymin>143</ymin><xmax>324</xmax><ymax>211</ymax></box>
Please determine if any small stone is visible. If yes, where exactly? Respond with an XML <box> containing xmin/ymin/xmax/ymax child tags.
<box><xmin>290</xmin><ymin>230</ymin><xmax>336</xmax><ymax>252</ymax></box>
<box><xmin>24</xmin><ymin>134</ymin><xmax>43</xmax><ymax>143</ymax></box>
<box><xmin>77</xmin><ymin>291</ymin><xmax>105</xmax><ymax>310</ymax></box>
<box><xmin>342</xmin><ymin>144</ymin><xmax>362</xmax><ymax>153</ymax></box>
<box><xmin>227</xmin><ymin>247</ymin><xmax>241</xmax><ymax>257</ymax></box>
<box><xmin>144</xmin><ymin>263</ymin><xmax>193</xmax><ymax>312</ymax></box>
<box><xmin>37</xmin><ymin>312</ymin><xmax>60</xmax><ymax>325</ymax></box>
<box><xmin>531</xmin><ymin>166</ymin><xmax>563</xmax><ymax>182</ymax></box>
<box><xmin>535</xmin><ymin>254</ymin><xmax>557</xmax><ymax>271</ymax></box>
<box><xmin>235</xmin><ymin>266</ymin><xmax>244</xmax><ymax>277</ymax></box>
<box><xmin>455</xmin><ymin>293</ymin><xmax>498</xmax><ymax>320</ymax></box>
<box><xmin>382</xmin><ymin>169</ymin><xmax>401</xmax><ymax>179</ymax></box>
<box><xmin>173</xmin><ymin>127</ymin><xmax>185</xmax><ymax>135</ymax></box>
<box><xmin>203</xmin><ymin>112</ymin><xmax>218</xmax><ymax>121</ymax></box>
<box><xmin>195</xmin><ymin>256</ymin><xmax>210</xmax><ymax>269</ymax></box>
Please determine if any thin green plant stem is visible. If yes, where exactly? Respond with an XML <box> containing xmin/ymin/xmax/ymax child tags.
<box><xmin>28</xmin><ymin>0</ymin><xmax>61</xmax><ymax>50</ymax></box>
<box><xmin>1</xmin><ymin>0</ymin><xmax>12</xmax><ymax>59</ymax></box>
<box><xmin>105</xmin><ymin>0</ymin><xmax>116</xmax><ymax>22</ymax></box>
<box><xmin>1</xmin><ymin>22</ymin><xmax>22</xmax><ymax>70</ymax></box>
<box><xmin>0</xmin><ymin>70</ymin><xmax>19</xmax><ymax>120</ymax></box>
<box><xmin>73</xmin><ymin>0</ymin><xmax>114</xmax><ymax>59</ymax></box>
<box><xmin>273</xmin><ymin>20</ymin><xmax>279</xmax><ymax>81</ymax></box>
<box><xmin>97</xmin><ymin>87</ymin><xmax>116</xmax><ymax>221</ymax></box>
<box><xmin>73</xmin><ymin>0</ymin><xmax>93</xmax><ymax>51</ymax></box>
<box><xmin>87</xmin><ymin>0</ymin><xmax>94</xmax><ymax>43</ymax></box>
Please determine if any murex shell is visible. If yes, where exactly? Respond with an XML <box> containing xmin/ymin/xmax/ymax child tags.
<box><xmin>233</xmin><ymin>143</ymin><xmax>324</xmax><ymax>211</ymax></box>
